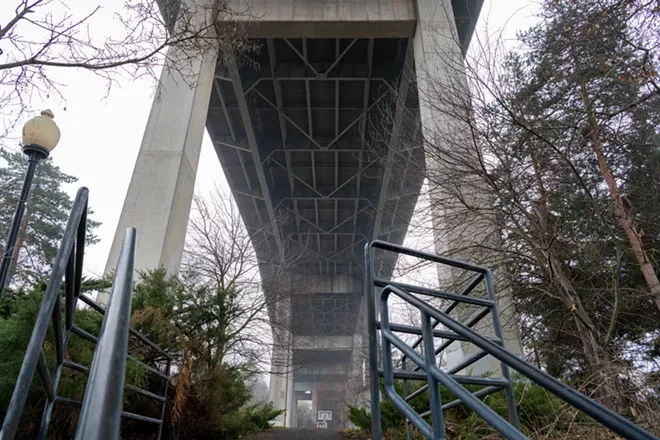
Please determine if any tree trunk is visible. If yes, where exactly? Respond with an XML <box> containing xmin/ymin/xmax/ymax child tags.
<box><xmin>579</xmin><ymin>80</ymin><xmax>660</xmax><ymax>313</ymax></box>
<box><xmin>547</xmin><ymin>252</ymin><xmax>625</xmax><ymax>408</ymax></box>
<box><xmin>529</xmin><ymin>145</ymin><xmax>610</xmax><ymax>386</ymax></box>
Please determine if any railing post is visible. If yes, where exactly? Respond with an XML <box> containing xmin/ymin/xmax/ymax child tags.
<box><xmin>402</xmin><ymin>357</ymin><xmax>412</xmax><ymax>440</ymax></box>
<box><xmin>364</xmin><ymin>243</ymin><xmax>382</xmax><ymax>440</ymax></box>
<box><xmin>156</xmin><ymin>357</ymin><xmax>172</xmax><ymax>440</ymax></box>
<box><xmin>420</xmin><ymin>310</ymin><xmax>445</xmax><ymax>440</ymax></box>
<box><xmin>484</xmin><ymin>270</ymin><xmax>520</xmax><ymax>429</ymax></box>
<box><xmin>75</xmin><ymin>228</ymin><xmax>137</xmax><ymax>440</ymax></box>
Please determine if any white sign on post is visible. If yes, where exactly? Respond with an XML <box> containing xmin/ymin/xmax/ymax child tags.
<box><xmin>317</xmin><ymin>411</ymin><xmax>333</xmax><ymax>421</ymax></box>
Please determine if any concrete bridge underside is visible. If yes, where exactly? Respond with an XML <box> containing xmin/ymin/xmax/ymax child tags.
<box><xmin>106</xmin><ymin>0</ymin><xmax>484</xmax><ymax>430</ymax></box>
<box><xmin>210</xmin><ymin>36</ymin><xmax>423</xmax><ymax>429</ymax></box>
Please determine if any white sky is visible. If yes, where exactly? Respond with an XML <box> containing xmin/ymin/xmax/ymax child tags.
<box><xmin>1</xmin><ymin>0</ymin><xmax>540</xmax><ymax>278</ymax></box>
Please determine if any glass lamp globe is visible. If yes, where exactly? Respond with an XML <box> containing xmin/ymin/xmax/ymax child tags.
<box><xmin>22</xmin><ymin>109</ymin><xmax>61</xmax><ymax>155</ymax></box>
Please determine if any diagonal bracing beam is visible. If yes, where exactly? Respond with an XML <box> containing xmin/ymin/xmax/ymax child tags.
<box><xmin>252</xmin><ymin>89</ymin><xmax>324</xmax><ymax>149</ymax></box>
<box><xmin>373</xmin><ymin>41</ymin><xmax>414</xmax><ymax>240</ymax></box>
<box><xmin>227</xmin><ymin>54</ymin><xmax>285</xmax><ymax>259</ymax></box>
<box><xmin>326</xmin><ymin>38</ymin><xmax>358</xmax><ymax>76</ymax></box>
<box><xmin>268</xmin><ymin>39</ymin><xmax>301</xmax><ymax>240</ymax></box>
<box><xmin>283</xmin><ymin>38</ymin><xmax>319</xmax><ymax>76</ymax></box>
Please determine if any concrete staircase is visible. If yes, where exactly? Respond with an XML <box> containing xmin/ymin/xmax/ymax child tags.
<box><xmin>247</xmin><ymin>428</ymin><xmax>349</xmax><ymax>440</ymax></box>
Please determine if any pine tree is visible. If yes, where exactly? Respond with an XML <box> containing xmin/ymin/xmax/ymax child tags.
<box><xmin>408</xmin><ymin>0</ymin><xmax>660</xmax><ymax>411</ymax></box>
<box><xmin>531</xmin><ymin>0</ymin><xmax>660</xmax><ymax>312</ymax></box>
<box><xmin>0</xmin><ymin>148</ymin><xmax>100</xmax><ymax>285</ymax></box>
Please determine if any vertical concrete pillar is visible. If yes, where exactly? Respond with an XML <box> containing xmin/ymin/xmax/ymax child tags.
<box><xmin>268</xmin><ymin>343</ymin><xmax>294</xmax><ymax>427</ymax></box>
<box><xmin>103</xmin><ymin>46</ymin><xmax>217</xmax><ymax>284</ymax></box>
<box><xmin>413</xmin><ymin>0</ymin><xmax>522</xmax><ymax>374</ymax></box>
<box><xmin>268</xmin><ymin>274</ymin><xmax>364</xmax><ymax>427</ymax></box>
<box><xmin>268</xmin><ymin>293</ymin><xmax>294</xmax><ymax>427</ymax></box>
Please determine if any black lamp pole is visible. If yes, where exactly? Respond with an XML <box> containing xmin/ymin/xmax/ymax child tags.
<box><xmin>0</xmin><ymin>144</ymin><xmax>50</xmax><ymax>303</ymax></box>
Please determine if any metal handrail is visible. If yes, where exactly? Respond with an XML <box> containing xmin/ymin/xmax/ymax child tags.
<box><xmin>382</xmin><ymin>283</ymin><xmax>658</xmax><ymax>440</ymax></box>
<box><xmin>364</xmin><ymin>240</ymin><xmax>519</xmax><ymax>439</ymax></box>
<box><xmin>0</xmin><ymin>188</ymin><xmax>171</xmax><ymax>440</ymax></box>
<box><xmin>381</xmin><ymin>285</ymin><xmax>526</xmax><ymax>440</ymax></box>
<box><xmin>75</xmin><ymin>228</ymin><xmax>136</xmax><ymax>440</ymax></box>
<box><xmin>1</xmin><ymin>187</ymin><xmax>90</xmax><ymax>440</ymax></box>
<box><xmin>366</xmin><ymin>239</ymin><xmax>659</xmax><ymax>440</ymax></box>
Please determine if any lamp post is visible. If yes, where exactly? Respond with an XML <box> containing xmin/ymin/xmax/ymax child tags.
<box><xmin>0</xmin><ymin>109</ymin><xmax>60</xmax><ymax>303</ymax></box>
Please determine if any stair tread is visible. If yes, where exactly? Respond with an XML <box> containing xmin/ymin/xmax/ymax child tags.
<box><xmin>246</xmin><ymin>428</ymin><xmax>349</xmax><ymax>440</ymax></box>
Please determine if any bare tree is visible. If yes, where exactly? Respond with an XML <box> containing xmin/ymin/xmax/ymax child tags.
<box><xmin>369</xmin><ymin>0</ymin><xmax>660</xmax><ymax>416</ymax></box>
<box><xmin>183</xmin><ymin>185</ymin><xmax>317</xmax><ymax>375</ymax></box>
<box><xmin>0</xmin><ymin>0</ymin><xmax>256</xmax><ymax>136</ymax></box>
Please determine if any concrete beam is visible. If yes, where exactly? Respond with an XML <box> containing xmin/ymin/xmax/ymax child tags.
<box><xmin>227</xmin><ymin>54</ymin><xmax>286</xmax><ymax>259</ymax></box>
<box><xmin>220</xmin><ymin>0</ymin><xmax>417</xmax><ymax>38</ymax></box>
<box><xmin>288</xmin><ymin>273</ymin><xmax>362</xmax><ymax>294</ymax></box>
<box><xmin>293</xmin><ymin>335</ymin><xmax>359</xmax><ymax>350</ymax></box>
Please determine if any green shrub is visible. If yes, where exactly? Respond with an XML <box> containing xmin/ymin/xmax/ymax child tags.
<box><xmin>1</xmin><ymin>272</ymin><xmax>282</xmax><ymax>440</ymax></box>
<box><xmin>348</xmin><ymin>405</ymin><xmax>371</xmax><ymax>432</ymax></box>
<box><xmin>0</xmin><ymin>281</ymin><xmax>148</xmax><ymax>439</ymax></box>
<box><xmin>243</xmin><ymin>402</ymin><xmax>284</xmax><ymax>431</ymax></box>
<box><xmin>348</xmin><ymin>377</ymin><xmax>585</xmax><ymax>439</ymax></box>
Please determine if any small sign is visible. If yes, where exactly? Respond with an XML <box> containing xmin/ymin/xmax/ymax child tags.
<box><xmin>318</xmin><ymin>410</ymin><xmax>332</xmax><ymax>421</ymax></box>
<box><xmin>316</xmin><ymin>421</ymin><xmax>327</xmax><ymax>429</ymax></box>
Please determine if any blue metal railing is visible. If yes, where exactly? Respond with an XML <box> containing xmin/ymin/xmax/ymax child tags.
<box><xmin>76</xmin><ymin>227</ymin><xmax>137</xmax><ymax>439</ymax></box>
<box><xmin>0</xmin><ymin>187</ymin><xmax>171</xmax><ymax>440</ymax></box>
<box><xmin>365</xmin><ymin>240</ymin><xmax>658</xmax><ymax>440</ymax></box>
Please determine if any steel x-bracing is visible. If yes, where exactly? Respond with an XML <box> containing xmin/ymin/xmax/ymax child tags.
<box><xmin>208</xmin><ymin>38</ymin><xmax>423</xmax><ymax>279</ymax></box>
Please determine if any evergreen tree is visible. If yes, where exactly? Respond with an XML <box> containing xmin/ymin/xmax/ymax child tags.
<box><xmin>405</xmin><ymin>0</ymin><xmax>660</xmax><ymax>412</ymax></box>
<box><xmin>525</xmin><ymin>0</ymin><xmax>660</xmax><ymax>311</ymax></box>
<box><xmin>0</xmin><ymin>148</ymin><xmax>100</xmax><ymax>286</ymax></box>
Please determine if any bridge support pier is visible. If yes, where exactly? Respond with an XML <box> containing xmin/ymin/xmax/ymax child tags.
<box><xmin>269</xmin><ymin>342</ymin><xmax>294</xmax><ymax>427</ymax></box>
<box><xmin>413</xmin><ymin>0</ymin><xmax>523</xmax><ymax>374</ymax></box>
<box><xmin>102</xmin><ymin>46</ymin><xmax>217</xmax><ymax>292</ymax></box>
<box><xmin>267</xmin><ymin>274</ymin><xmax>365</xmax><ymax>429</ymax></box>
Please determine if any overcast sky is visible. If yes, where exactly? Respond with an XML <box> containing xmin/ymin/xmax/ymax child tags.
<box><xmin>1</xmin><ymin>0</ymin><xmax>540</xmax><ymax>278</ymax></box>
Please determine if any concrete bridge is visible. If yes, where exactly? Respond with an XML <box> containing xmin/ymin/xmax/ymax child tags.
<box><xmin>105</xmin><ymin>0</ymin><xmax>493</xmax><ymax>429</ymax></box>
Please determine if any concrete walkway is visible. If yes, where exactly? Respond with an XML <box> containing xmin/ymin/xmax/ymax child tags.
<box><xmin>247</xmin><ymin>428</ymin><xmax>349</xmax><ymax>440</ymax></box>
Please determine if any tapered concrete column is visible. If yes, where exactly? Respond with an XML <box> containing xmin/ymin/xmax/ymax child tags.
<box><xmin>269</xmin><ymin>292</ymin><xmax>294</xmax><ymax>427</ymax></box>
<box><xmin>413</xmin><ymin>0</ymin><xmax>522</xmax><ymax>374</ymax></box>
<box><xmin>269</xmin><ymin>341</ymin><xmax>294</xmax><ymax>427</ymax></box>
<box><xmin>103</xmin><ymin>46</ymin><xmax>217</xmax><ymax>287</ymax></box>
<box><xmin>268</xmin><ymin>273</ymin><xmax>364</xmax><ymax>428</ymax></box>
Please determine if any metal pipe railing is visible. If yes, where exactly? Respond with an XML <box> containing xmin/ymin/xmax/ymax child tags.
<box><xmin>366</xmin><ymin>239</ymin><xmax>658</xmax><ymax>440</ymax></box>
<box><xmin>381</xmin><ymin>285</ymin><xmax>525</xmax><ymax>440</ymax></box>
<box><xmin>75</xmin><ymin>227</ymin><xmax>137</xmax><ymax>440</ymax></box>
<box><xmin>0</xmin><ymin>188</ymin><xmax>90</xmax><ymax>440</ymax></box>
<box><xmin>373</xmin><ymin>277</ymin><xmax>494</xmax><ymax>308</ymax></box>
<box><xmin>1</xmin><ymin>187</ymin><xmax>171</xmax><ymax>439</ymax></box>
<box><xmin>365</xmin><ymin>240</ymin><xmax>499</xmax><ymax>439</ymax></box>
<box><xmin>382</xmin><ymin>282</ymin><xmax>659</xmax><ymax>440</ymax></box>
<box><xmin>402</xmin><ymin>273</ymin><xmax>485</xmax><ymax>364</ymax></box>
<box><xmin>366</xmin><ymin>239</ymin><xmax>520</xmax><ymax>439</ymax></box>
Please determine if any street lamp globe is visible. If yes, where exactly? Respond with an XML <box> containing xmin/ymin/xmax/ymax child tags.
<box><xmin>0</xmin><ymin>109</ymin><xmax>62</xmax><ymax>301</ymax></box>
<box><xmin>22</xmin><ymin>109</ymin><xmax>60</xmax><ymax>157</ymax></box>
